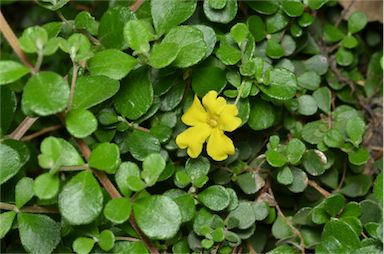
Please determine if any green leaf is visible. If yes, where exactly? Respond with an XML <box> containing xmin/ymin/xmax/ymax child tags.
<box><xmin>66</xmin><ymin>109</ymin><xmax>97</xmax><ymax>138</ymax></box>
<box><xmin>248</xmin><ymin>99</ymin><xmax>277</xmax><ymax>130</ymax></box>
<box><xmin>348</xmin><ymin>148</ymin><xmax>369</xmax><ymax>166</ymax></box>
<box><xmin>281</xmin><ymin>0</ymin><xmax>304</xmax><ymax>17</ymax></box>
<box><xmin>336</xmin><ymin>47</ymin><xmax>354</xmax><ymax>66</ymax></box>
<box><xmin>162</xmin><ymin>26</ymin><xmax>207</xmax><ymax>68</ymax></box>
<box><xmin>98</xmin><ymin>230</ymin><xmax>115</xmax><ymax>251</ymax></box>
<box><xmin>33</xmin><ymin>173</ymin><xmax>60</xmax><ymax>199</ymax></box>
<box><xmin>323</xmin><ymin>129</ymin><xmax>344</xmax><ymax>148</ymax></box>
<box><xmin>59</xmin><ymin>171</ymin><xmax>103</xmax><ymax>225</ymax></box>
<box><xmin>230</xmin><ymin>23</ymin><xmax>249</xmax><ymax>44</ymax></box>
<box><xmin>297</xmin><ymin>95</ymin><xmax>318</xmax><ymax>116</ymax></box>
<box><xmin>316</xmin><ymin>219</ymin><xmax>361</xmax><ymax>253</ymax></box>
<box><xmin>18</xmin><ymin>213</ymin><xmax>61</xmax><ymax>254</ymax></box>
<box><xmin>345</xmin><ymin>116</ymin><xmax>365</xmax><ymax>146</ymax></box>
<box><xmin>127</xmin><ymin>175</ymin><xmax>146</xmax><ymax>192</ymax></box>
<box><xmin>38</xmin><ymin>137</ymin><xmax>84</xmax><ymax>171</ymax></box>
<box><xmin>227</xmin><ymin>201</ymin><xmax>256</xmax><ymax>229</ymax></box>
<box><xmin>247</xmin><ymin>0</ymin><xmax>279</xmax><ymax>15</ymax></box>
<box><xmin>74</xmin><ymin>11</ymin><xmax>98</xmax><ymax>35</ymax></box>
<box><xmin>115</xmin><ymin>162</ymin><xmax>140</xmax><ymax>196</ymax></box>
<box><xmin>22</xmin><ymin>72</ymin><xmax>69</xmax><ymax>116</ymax></box>
<box><xmin>15</xmin><ymin>177</ymin><xmax>34</xmax><ymax>208</ymax></box>
<box><xmin>267</xmin><ymin>245</ymin><xmax>298</xmax><ymax>254</ymax></box>
<box><xmin>194</xmin><ymin>25</ymin><xmax>217</xmax><ymax>58</ymax></box>
<box><xmin>133</xmin><ymin>195</ymin><xmax>182</xmax><ymax>239</ymax></box>
<box><xmin>313</xmin><ymin>87</ymin><xmax>332</xmax><ymax>114</ymax></box>
<box><xmin>159</xmin><ymin>79</ymin><xmax>185</xmax><ymax>111</ymax></box>
<box><xmin>60</xmin><ymin>34</ymin><xmax>92</xmax><ymax>61</ymax></box>
<box><xmin>98</xmin><ymin>6</ymin><xmax>135</xmax><ymax>49</ymax></box>
<box><xmin>36</xmin><ymin>0</ymin><xmax>69</xmax><ymax>10</ymax></box>
<box><xmin>198</xmin><ymin>185</ymin><xmax>230</xmax><ymax>211</ymax></box>
<box><xmin>340</xmin><ymin>175</ymin><xmax>372</xmax><ymax>197</ymax></box>
<box><xmin>0</xmin><ymin>211</ymin><xmax>16</xmax><ymax>239</ymax></box>
<box><xmin>125</xmin><ymin>130</ymin><xmax>161</xmax><ymax>161</ymax></box>
<box><xmin>304</xmin><ymin>55</ymin><xmax>329</xmax><ymax>75</ymax></box>
<box><xmin>266</xmin><ymin>150</ymin><xmax>288</xmax><ymax>167</ymax></box>
<box><xmin>323</xmin><ymin>24</ymin><xmax>345</xmax><ymax>43</ymax></box>
<box><xmin>277</xmin><ymin>166</ymin><xmax>294</xmax><ymax>185</ymax></box>
<box><xmin>192</xmin><ymin>65</ymin><xmax>226</xmax><ymax>97</ymax></box>
<box><xmin>0</xmin><ymin>61</ymin><xmax>30</xmax><ymax>85</ymax></box>
<box><xmin>266</xmin><ymin>39</ymin><xmax>284</xmax><ymax>59</ymax></box>
<box><xmin>124</xmin><ymin>20</ymin><xmax>151</xmax><ymax>53</ymax></box>
<box><xmin>340</xmin><ymin>202</ymin><xmax>361</xmax><ymax>218</ymax></box>
<box><xmin>141</xmin><ymin>153</ymin><xmax>166</xmax><ymax>186</ymax></box>
<box><xmin>149</xmin><ymin>43</ymin><xmax>180</xmax><ymax>69</ymax></box>
<box><xmin>216</xmin><ymin>39</ymin><xmax>242</xmax><ymax>65</ymax></box>
<box><xmin>272</xmin><ymin>216</ymin><xmax>293</xmax><ymax>239</ymax></box>
<box><xmin>19</xmin><ymin>26</ymin><xmax>48</xmax><ymax>53</ymax></box>
<box><xmin>88</xmin><ymin>49</ymin><xmax>137</xmax><ymax>80</ymax></box>
<box><xmin>114</xmin><ymin>67</ymin><xmax>153</xmax><ymax>120</ymax></box>
<box><xmin>208</xmin><ymin>0</ymin><xmax>226</xmax><ymax>9</ymax></box>
<box><xmin>247</xmin><ymin>16</ymin><xmax>266</xmax><ymax>42</ymax></box>
<box><xmin>236</xmin><ymin>172</ymin><xmax>258</xmax><ymax>194</ymax></box>
<box><xmin>298</xmin><ymin>71</ymin><xmax>321</xmax><ymax>90</ymax></box>
<box><xmin>373</xmin><ymin>173</ymin><xmax>383</xmax><ymax>205</ymax></box>
<box><xmin>73</xmin><ymin>75</ymin><xmax>120</xmax><ymax>110</ymax></box>
<box><xmin>182</xmin><ymin>157</ymin><xmax>208</xmax><ymax>186</ymax></box>
<box><xmin>164</xmin><ymin>190</ymin><xmax>196</xmax><ymax>222</ymax></box>
<box><xmin>259</xmin><ymin>68</ymin><xmax>297</xmax><ymax>100</ymax></box>
<box><xmin>302</xmin><ymin>150</ymin><xmax>327</xmax><ymax>176</ymax></box>
<box><xmin>89</xmin><ymin>143</ymin><xmax>120</xmax><ymax>174</ymax></box>
<box><xmin>0</xmin><ymin>86</ymin><xmax>17</xmax><ymax>134</ymax></box>
<box><xmin>0</xmin><ymin>143</ymin><xmax>22</xmax><ymax>185</ymax></box>
<box><xmin>286</xmin><ymin>138</ymin><xmax>306</xmax><ymax>164</ymax></box>
<box><xmin>348</xmin><ymin>11</ymin><xmax>368</xmax><ymax>34</ymax></box>
<box><xmin>342</xmin><ymin>35</ymin><xmax>359</xmax><ymax>49</ymax></box>
<box><xmin>203</xmin><ymin>0</ymin><xmax>237</xmax><ymax>24</ymax></box>
<box><xmin>151</xmin><ymin>0</ymin><xmax>196</xmax><ymax>35</ymax></box>
<box><xmin>301</xmin><ymin>120</ymin><xmax>328</xmax><ymax>145</ymax></box>
<box><xmin>308</xmin><ymin>0</ymin><xmax>329</xmax><ymax>10</ymax></box>
<box><xmin>73</xmin><ymin>237</ymin><xmax>95</xmax><ymax>254</ymax></box>
<box><xmin>288</xmin><ymin>167</ymin><xmax>308</xmax><ymax>193</ymax></box>
<box><xmin>266</xmin><ymin>10</ymin><xmax>289</xmax><ymax>33</ymax></box>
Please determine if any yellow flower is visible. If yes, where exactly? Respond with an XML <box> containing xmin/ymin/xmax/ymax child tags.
<box><xmin>176</xmin><ymin>91</ymin><xmax>242</xmax><ymax>161</ymax></box>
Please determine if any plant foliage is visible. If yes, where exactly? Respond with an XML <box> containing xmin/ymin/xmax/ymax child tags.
<box><xmin>0</xmin><ymin>0</ymin><xmax>382</xmax><ymax>253</ymax></box>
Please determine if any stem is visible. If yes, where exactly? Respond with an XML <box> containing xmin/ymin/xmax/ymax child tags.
<box><xmin>336</xmin><ymin>162</ymin><xmax>347</xmax><ymax>191</ymax></box>
<box><xmin>33</xmin><ymin>50</ymin><xmax>44</xmax><ymax>73</ymax></box>
<box><xmin>129</xmin><ymin>0</ymin><xmax>145</xmax><ymax>12</ymax></box>
<box><xmin>308</xmin><ymin>180</ymin><xmax>331</xmax><ymax>197</ymax></box>
<box><xmin>0</xmin><ymin>202</ymin><xmax>58</xmax><ymax>213</ymax></box>
<box><xmin>268</xmin><ymin>188</ymin><xmax>305</xmax><ymax>254</ymax></box>
<box><xmin>0</xmin><ymin>11</ymin><xmax>34</xmax><ymax>70</ymax></box>
<box><xmin>246</xmin><ymin>241</ymin><xmax>258</xmax><ymax>254</ymax></box>
<box><xmin>67</xmin><ymin>62</ymin><xmax>78</xmax><ymax>112</ymax></box>
<box><xmin>115</xmin><ymin>236</ymin><xmax>140</xmax><ymax>242</ymax></box>
<box><xmin>335</xmin><ymin>0</ymin><xmax>356</xmax><ymax>27</ymax></box>
<box><xmin>21</xmin><ymin>125</ymin><xmax>62</xmax><ymax>141</ymax></box>
<box><xmin>8</xmin><ymin>117</ymin><xmax>39</xmax><ymax>140</ymax></box>
<box><xmin>234</xmin><ymin>81</ymin><xmax>245</xmax><ymax>105</ymax></box>
<box><xmin>74</xmin><ymin>138</ymin><xmax>159</xmax><ymax>254</ymax></box>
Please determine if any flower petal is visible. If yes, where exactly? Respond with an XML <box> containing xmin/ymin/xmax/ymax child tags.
<box><xmin>181</xmin><ymin>96</ymin><xmax>208</xmax><ymax>126</ymax></box>
<box><xmin>176</xmin><ymin>124</ymin><xmax>211</xmax><ymax>158</ymax></box>
<box><xmin>202</xmin><ymin>91</ymin><xmax>227</xmax><ymax>116</ymax></box>
<box><xmin>219</xmin><ymin>104</ymin><xmax>242</xmax><ymax>132</ymax></box>
<box><xmin>206</xmin><ymin>128</ymin><xmax>235</xmax><ymax>161</ymax></box>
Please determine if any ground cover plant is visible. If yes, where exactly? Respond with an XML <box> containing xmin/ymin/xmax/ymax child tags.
<box><xmin>0</xmin><ymin>0</ymin><xmax>383</xmax><ymax>253</ymax></box>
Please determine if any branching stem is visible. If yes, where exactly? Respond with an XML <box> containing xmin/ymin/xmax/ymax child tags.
<box><xmin>0</xmin><ymin>11</ymin><xmax>34</xmax><ymax>70</ymax></box>
<box><xmin>0</xmin><ymin>202</ymin><xmax>58</xmax><ymax>214</ymax></box>
<box><xmin>308</xmin><ymin>180</ymin><xmax>331</xmax><ymax>197</ymax></box>
<box><xmin>268</xmin><ymin>188</ymin><xmax>305</xmax><ymax>254</ymax></box>
<box><xmin>8</xmin><ymin>117</ymin><xmax>39</xmax><ymax>140</ymax></box>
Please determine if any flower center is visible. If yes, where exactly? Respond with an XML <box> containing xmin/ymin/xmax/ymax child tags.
<box><xmin>207</xmin><ymin>115</ymin><xmax>219</xmax><ymax>128</ymax></box>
